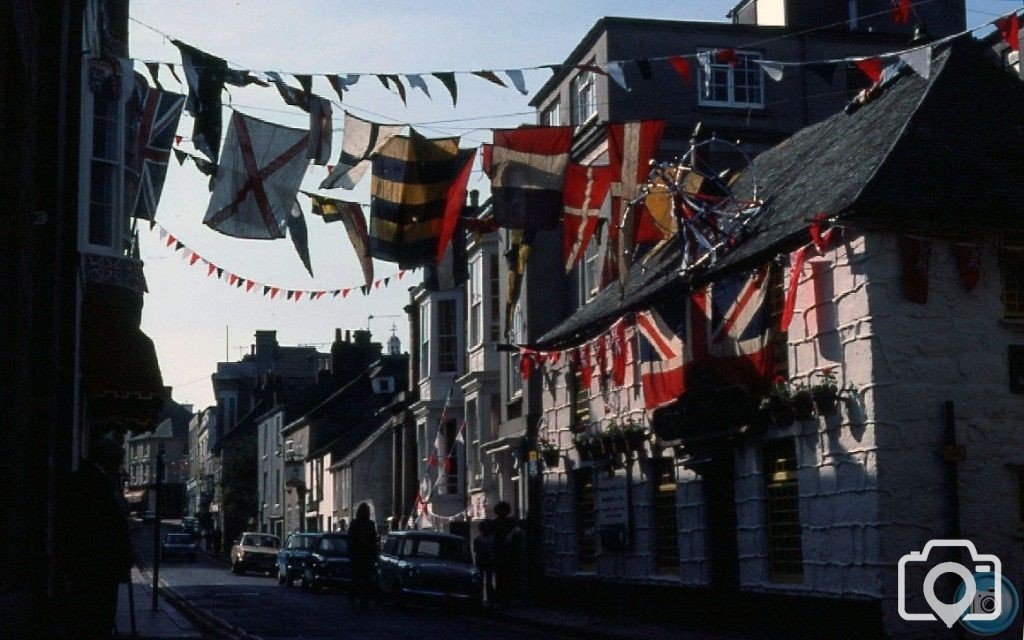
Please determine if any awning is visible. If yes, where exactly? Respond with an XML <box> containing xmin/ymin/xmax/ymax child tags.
<box><xmin>123</xmin><ymin>489</ymin><xmax>147</xmax><ymax>503</ymax></box>
<box><xmin>81</xmin><ymin>281</ymin><xmax>166</xmax><ymax>429</ymax></box>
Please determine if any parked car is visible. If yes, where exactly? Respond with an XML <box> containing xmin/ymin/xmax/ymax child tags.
<box><xmin>140</xmin><ymin>511</ymin><xmax>156</xmax><ymax>523</ymax></box>
<box><xmin>230</xmin><ymin>532</ymin><xmax>280</xmax><ymax>575</ymax></box>
<box><xmin>181</xmin><ymin>517</ymin><xmax>200</xmax><ymax>535</ymax></box>
<box><xmin>161</xmin><ymin>533</ymin><xmax>197</xmax><ymax>562</ymax></box>
<box><xmin>302</xmin><ymin>533</ymin><xmax>352</xmax><ymax>592</ymax></box>
<box><xmin>276</xmin><ymin>532</ymin><xmax>321</xmax><ymax>587</ymax></box>
<box><xmin>377</xmin><ymin>531</ymin><xmax>481</xmax><ymax>608</ymax></box>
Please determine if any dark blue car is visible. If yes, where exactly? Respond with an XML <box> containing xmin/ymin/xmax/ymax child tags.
<box><xmin>276</xmin><ymin>533</ymin><xmax>321</xmax><ymax>587</ymax></box>
<box><xmin>302</xmin><ymin>533</ymin><xmax>352</xmax><ymax>592</ymax></box>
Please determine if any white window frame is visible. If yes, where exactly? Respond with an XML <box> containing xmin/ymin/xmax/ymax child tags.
<box><xmin>79</xmin><ymin>58</ymin><xmax>134</xmax><ymax>256</ymax></box>
<box><xmin>541</xmin><ymin>100</ymin><xmax>561</xmax><ymax>126</ymax></box>
<box><xmin>488</xmin><ymin>253</ymin><xmax>501</xmax><ymax>343</ymax></box>
<box><xmin>469</xmin><ymin>258</ymin><xmax>483</xmax><ymax>347</ymax></box>
<box><xmin>570</xmin><ymin>63</ymin><xmax>598</xmax><ymax>127</ymax></box>
<box><xmin>419</xmin><ymin>301</ymin><xmax>430</xmax><ymax>379</ymax></box>
<box><xmin>582</xmin><ymin>239</ymin><xmax>602</xmax><ymax>303</ymax></box>
<box><xmin>508</xmin><ymin>302</ymin><xmax>524</xmax><ymax>398</ymax></box>
<box><xmin>697</xmin><ymin>48</ymin><xmax>765</xmax><ymax>109</ymax></box>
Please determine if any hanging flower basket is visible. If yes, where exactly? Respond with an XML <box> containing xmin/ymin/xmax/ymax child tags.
<box><xmin>810</xmin><ymin>368</ymin><xmax>840</xmax><ymax>417</ymax></box>
<box><xmin>573</xmin><ymin>434</ymin><xmax>601</xmax><ymax>462</ymax></box>
<box><xmin>541</xmin><ymin>448</ymin><xmax>561</xmax><ymax>468</ymax></box>
<box><xmin>622</xmin><ymin>420</ymin><xmax>651</xmax><ymax>452</ymax></box>
<box><xmin>791</xmin><ymin>388</ymin><xmax>814</xmax><ymax>421</ymax></box>
<box><xmin>761</xmin><ymin>377</ymin><xmax>795</xmax><ymax>427</ymax></box>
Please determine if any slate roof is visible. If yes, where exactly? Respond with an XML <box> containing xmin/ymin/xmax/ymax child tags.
<box><xmin>536</xmin><ymin>38</ymin><xmax>1024</xmax><ymax>348</ymax></box>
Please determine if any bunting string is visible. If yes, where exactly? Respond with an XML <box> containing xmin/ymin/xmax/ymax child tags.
<box><xmin>149</xmin><ymin>221</ymin><xmax>410</xmax><ymax>300</ymax></box>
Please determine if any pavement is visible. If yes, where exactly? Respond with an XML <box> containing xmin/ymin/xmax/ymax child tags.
<box><xmin>114</xmin><ymin>567</ymin><xmax>204</xmax><ymax>639</ymax></box>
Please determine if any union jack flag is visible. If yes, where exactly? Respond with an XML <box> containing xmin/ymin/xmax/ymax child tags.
<box><xmin>125</xmin><ymin>79</ymin><xmax>185</xmax><ymax>220</ymax></box>
<box><xmin>636</xmin><ymin>266</ymin><xmax>772</xmax><ymax>410</ymax></box>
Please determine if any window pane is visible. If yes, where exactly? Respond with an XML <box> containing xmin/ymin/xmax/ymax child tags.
<box><xmin>438</xmin><ymin>299</ymin><xmax>457</xmax><ymax>372</ymax></box>
<box><xmin>488</xmin><ymin>254</ymin><xmax>501</xmax><ymax>342</ymax></box>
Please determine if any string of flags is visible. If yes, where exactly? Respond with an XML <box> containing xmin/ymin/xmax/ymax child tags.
<box><xmin>152</xmin><ymin>222</ymin><xmax>410</xmax><ymax>300</ymax></box>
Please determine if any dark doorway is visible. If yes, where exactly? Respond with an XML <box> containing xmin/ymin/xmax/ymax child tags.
<box><xmin>701</xmin><ymin>452</ymin><xmax>739</xmax><ymax>592</ymax></box>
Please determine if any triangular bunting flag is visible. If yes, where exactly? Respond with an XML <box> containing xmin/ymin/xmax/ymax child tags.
<box><xmin>636</xmin><ymin>58</ymin><xmax>653</xmax><ymax>80</ymax></box>
<box><xmin>286</xmin><ymin>199</ymin><xmax>314</xmax><ymax>277</ymax></box>
<box><xmin>216</xmin><ymin>267</ymin><xmax>224</xmax><ymax>278</ymax></box>
<box><xmin>246</xmin><ymin>280</ymin><xmax>256</xmax><ymax>292</ymax></box>
<box><xmin>166</xmin><ymin>234</ymin><xmax>176</xmax><ymax>247</ymax></box>
<box><xmin>405</xmin><ymin>74</ymin><xmax>431</xmax><ymax>99</ymax></box>
<box><xmin>398</xmin><ymin>270</ymin><xmax>406</xmax><ymax>280</ymax></box>
<box><xmin>144</xmin><ymin>62</ymin><xmax>162</xmax><ymax>90</ymax></box>
<box><xmin>758</xmin><ymin>60</ymin><xmax>785</xmax><ymax>82</ymax></box>
<box><xmin>189</xmin><ymin>252</ymin><xmax>201</xmax><ymax>265</ymax></box>
<box><xmin>343</xmin><ymin>288</ymin><xmax>351</xmax><ymax>298</ymax></box>
<box><xmin>504</xmin><ymin>69</ymin><xmax>528</xmax><ymax>95</ymax></box>
<box><xmin>263</xmin><ymin>285</ymin><xmax>271</xmax><ymax>296</ymax></box>
<box><xmin>668</xmin><ymin>56</ymin><xmax>692</xmax><ymax>86</ymax></box>
<box><xmin>159</xmin><ymin>228</ymin><xmax>168</xmax><ymax>241</ymax></box>
<box><xmin>294</xmin><ymin>291</ymin><xmax>303</xmax><ymax>301</ymax></box>
<box><xmin>270</xmin><ymin>287</ymin><xmax>280</xmax><ymax>299</ymax></box>
<box><xmin>432</xmin><ymin>72</ymin><xmax>458</xmax><ymax>106</ymax></box>
<box><xmin>715</xmin><ymin>48</ymin><xmax>738</xmax><ymax>66</ymax></box>
<box><xmin>854</xmin><ymin>57</ymin><xmax>883</xmax><ymax>84</ymax></box>
<box><xmin>286</xmin><ymin>290</ymin><xmax>294</xmax><ymax>300</ymax></box>
<box><xmin>327</xmin><ymin>74</ymin><xmax>359</xmax><ymax>101</ymax></box>
<box><xmin>471</xmin><ymin>70</ymin><xmax>507</xmax><ymax>88</ymax></box>
<box><xmin>236</xmin><ymin>277</ymin><xmax>245</xmax><ymax>288</ymax></box>
<box><xmin>228</xmin><ymin>273</ymin><xmax>238</xmax><ymax>286</ymax></box>
<box><xmin>891</xmin><ymin>0</ymin><xmax>911</xmax><ymax>24</ymax></box>
<box><xmin>383</xmin><ymin>277</ymin><xmax>390</xmax><ymax>287</ymax></box>
<box><xmin>899</xmin><ymin>47</ymin><xmax>932</xmax><ymax>80</ymax></box>
<box><xmin>377</xmin><ymin>74</ymin><xmax>407</xmax><ymax>105</ymax></box>
<box><xmin>374</xmin><ymin>279</ymin><xmax>382</xmax><ymax>289</ymax></box>
<box><xmin>604</xmin><ymin>61</ymin><xmax>629</xmax><ymax>91</ymax></box>
<box><xmin>996</xmin><ymin>14</ymin><xmax>1020</xmax><ymax>52</ymax></box>
<box><xmin>174</xmin><ymin>241</ymin><xmax>184</xmax><ymax>251</ymax></box>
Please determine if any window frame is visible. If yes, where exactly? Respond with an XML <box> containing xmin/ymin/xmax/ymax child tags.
<box><xmin>437</xmin><ymin>298</ymin><xmax>458</xmax><ymax>373</ymax></box>
<box><xmin>762</xmin><ymin>439</ymin><xmax>804</xmax><ymax>583</ymax></box>
<box><xmin>469</xmin><ymin>258</ymin><xmax>483</xmax><ymax>347</ymax></box>
<box><xmin>419</xmin><ymin>300</ymin><xmax>431</xmax><ymax>377</ymax></box>
<box><xmin>541</xmin><ymin>100</ymin><xmax>561</xmax><ymax>127</ymax></box>
<box><xmin>488</xmin><ymin>253</ymin><xmax>501</xmax><ymax>342</ymax></box>
<box><xmin>697</xmin><ymin>48</ymin><xmax>765</xmax><ymax>109</ymax></box>
<box><xmin>570</xmin><ymin>63</ymin><xmax>598</xmax><ymax>127</ymax></box>
<box><xmin>507</xmin><ymin>302</ymin><xmax>524</xmax><ymax>398</ymax></box>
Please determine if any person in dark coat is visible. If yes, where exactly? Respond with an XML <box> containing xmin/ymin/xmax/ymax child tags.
<box><xmin>472</xmin><ymin>519</ymin><xmax>497</xmax><ymax>605</ymax></box>
<box><xmin>59</xmin><ymin>436</ymin><xmax>134</xmax><ymax>640</ymax></box>
<box><xmin>491</xmin><ymin>501</ymin><xmax>519</xmax><ymax>606</ymax></box>
<box><xmin>347</xmin><ymin>502</ymin><xmax>379</xmax><ymax>608</ymax></box>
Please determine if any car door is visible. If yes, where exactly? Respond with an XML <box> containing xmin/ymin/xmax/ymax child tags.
<box><xmin>377</xmin><ymin>535</ymin><xmax>400</xmax><ymax>591</ymax></box>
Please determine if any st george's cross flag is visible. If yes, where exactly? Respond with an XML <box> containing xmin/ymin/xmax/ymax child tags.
<box><xmin>203</xmin><ymin>112</ymin><xmax>309</xmax><ymax>239</ymax></box>
<box><xmin>562</xmin><ymin>162</ymin><xmax>612</xmax><ymax>272</ymax></box>
<box><xmin>320</xmin><ymin>112</ymin><xmax>404</xmax><ymax>189</ymax></box>
<box><xmin>636</xmin><ymin>267</ymin><xmax>772</xmax><ymax>410</ymax></box>
<box><xmin>484</xmin><ymin>125</ymin><xmax>573</xmax><ymax>230</ymax></box>
<box><xmin>368</xmin><ymin>132</ymin><xmax>469</xmax><ymax>267</ymax></box>
<box><xmin>124</xmin><ymin>76</ymin><xmax>185</xmax><ymax>220</ymax></box>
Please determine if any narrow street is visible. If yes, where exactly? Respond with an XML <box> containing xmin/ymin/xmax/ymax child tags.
<box><xmin>133</xmin><ymin>522</ymin><xmax>573</xmax><ymax>640</ymax></box>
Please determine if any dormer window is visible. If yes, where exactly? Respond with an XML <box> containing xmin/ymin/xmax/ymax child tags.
<box><xmin>697</xmin><ymin>49</ymin><xmax>765</xmax><ymax>109</ymax></box>
<box><xmin>372</xmin><ymin>377</ymin><xmax>395</xmax><ymax>394</ymax></box>
<box><xmin>571</xmin><ymin>62</ymin><xmax>598</xmax><ymax>127</ymax></box>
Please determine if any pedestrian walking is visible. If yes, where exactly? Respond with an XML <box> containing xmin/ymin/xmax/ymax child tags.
<box><xmin>491</xmin><ymin>501</ymin><xmax>519</xmax><ymax>606</ymax></box>
<box><xmin>472</xmin><ymin>519</ymin><xmax>497</xmax><ymax>605</ymax></box>
<box><xmin>348</xmin><ymin>502</ymin><xmax>379</xmax><ymax>608</ymax></box>
<box><xmin>58</xmin><ymin>437</ymin><xmax>134</xmax><ymax>640</ymax></box>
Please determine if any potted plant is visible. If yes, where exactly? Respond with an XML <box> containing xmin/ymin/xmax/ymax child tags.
<box><xmin>538</xmin><ymin>437</ymin><xmax>561</xmax><ymax>468</ymax></box>
<box><xmin>761</xmin><ymin>377</ymin><xmax>795</xmax><ymax>427</ymax></box>
<box><xmin>602</xmin><ymin>421</ymin><xmax>626</xmax><ymax>454</ymax></box>
<box><xmin>790</xmin><ymin>383</ymin><xmax>814</xmax><ymax>421</ymax></box>
<box><xmin>810</xmin><ymin>367</ymin><xmax>840</xmax><ymax>417</ymax></box>
<box><xmin>622</xmin><ymin>419</ymin><xmax>650</xmax><ymax>452</ymax></box>
<box><xmin>573</xmin><ymin>433</ymin><xmax>601</xmax><ymax>461</ymax></box>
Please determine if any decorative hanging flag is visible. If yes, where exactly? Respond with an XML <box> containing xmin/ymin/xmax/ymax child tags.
<box><xmin>806</xmin><ymin>62</ymin><xmax>838</xmax><ymax>83</ymax></box>
<box><xmin>327</xmin><ymin>74</ymin><xmax>359</xmax><ymax>101</ymax></box>
<box><xmin>696</xmin><ymin>51</ymin><xmax>712</xmax><ymax>91</ymax></box>
<box><xmin>562</xmin><ymin>163</ymin><xmax>612</xmax><ymax>272</ymax></box>
<box><xmin>307</xmin><ymin>96</ymin><xmax>333</xmax><ymax>165</ymax></box>
<box><xmin>504</xmin><ymin>69</ymin><xmax>528</xmax><ymax>95</ymax></box>
<box><xmin>636</xmin><ymin>296</ymin><xmax>686</xmax><ymax>410</ymax></box>
<box><xmin>607</xmin><ymin>119</ymin><xmax>667</xmax><ymax>288</ymax></box>
<box><xmin>579</xmin><ymin>343</ymin><xmax>594</xmax><ymax>384</ymax></box>
<box><xmin>891</xmin><ymin>0</ymin><xmax>911</xmax><ymax>24</ymax></box>
<box><xmin>854</xmin><ymin>57</ymin><xmax>883</xmax><ymax>84</ymax></box>
<box><xmin>952</xmin><ymin>242</ymin><xmax>982</xmax><ymax>293</ymax></box>
<box><xmin>144</xmin><ymin>62</ymin><xmax>162</xmax><ymax>90</ymax></box>
<box><xmin>405</xmin><ymin>74</ymin><xmax>431</xmax><ymax>99</ymax></box>
<box><xmin>604</xmin><ymin>62</ymin><xmax>629</xmax><ymax>91</ymax></box>
<box><xmin>319</xmin><ymin>112</ymin><xmax>404</xmax><ymax>190</ymax></box>
<box><xmin>898</xmin><ymin>235</ymin><xmax>932</xmax><ymax>304</ymax></box>
<box><xmin>996</xmin><ymin>14</ymin><xmax>1020</xmax><ymax>52</ymax></box>
<box><xmin>636</xmin><ymin>59</ymin><xmax>653</xmax><ymax>81</ymax></box>
<box><xmin>715</xmin><ymin>48</ymin><xmax>738</xmax><ymax>66</ymax></box>
<box><xmin>123</xmin><ymin>76</ymin><xmax>185</xmax><ymax>220</ymax></box>
<box><xmin>504</xmin><ymin>229</ymin><xmax>533</xmax><ymax>332</ymax></box>
<box><xmin>425</xmin><ymin>216</ymin><xmax>468</xmax><ymax>292</ymax></box>
<box><xmin>377</xmin><ymin>74</ymin><xmax>408</xmax><ymax>105</ymax></box>
<box><xmin>595</xmin><ymin>332</ymin><xmax>608</xmax><ymax>379</ymax></box>
<box><xmin>306</xmin><ymin>193</ymin><xmax>374</xmax><ymax>287</ymax></box>
<box><xmin>484</xmin><ymin>125</ymin><xmax>573</xmax><ymax>230</ymax></box>
<box><xmin>454</xmin><ymin>420</ymin><xmax>466</xmax><ymax>445</ymax></box>
<box><xmin>780</xmin><ymin>246</ymin><xmax>807</xmax><ymax>332</ymax></box>
<box><xmin>899</xmin><ymin>47</ymin><xmax>932</xmax><ymax>80</ymax></box>
<box><xmin>203</xmin><ymin>111</ymin><xmax>310</xmax><ymax>239</ymax></box>
<box><xmin>757</xmin><ymin>60</ymin><xmax>785</xmax><ymax>82</ymax></box>
<box><xmin>267</xmin><ymin>71</ymin><xmax>311</xmax><ymax>111</ymax></box>
<box><xmin>519</xmin><ymin>349</ymin><xmax>535</xmax><ymax>380</ymax></box>
<box><xmin>610</xmin><ymin>319</ymin><xmax>628</xmax><ymax>387</ymax></box>
<box><xmin>667</xmin><ymin>56</ymin><xmax>692</xmax><ymax>86</ymax></box>
<box><xmin>367</xmin><ymin>131</ymin><xmax>464</xmax><ymax>266</ymax></box>
<box><xmin>172</xmin><ymin>40</ymin><xmax>227</xmax><ymax>162</ymax></box>
<box><xmin>436</xmin><ymin>148</ymin><xmax>478</xmax><ymax>265</ymax></box>
<box><xmin>432</xmin><ymin>72</ymin><xmax>458</xmax><ymax>106</ymax></box>
<box><xmin>286</xmin><ymin>199</ymin><xmax>314</xmax><ymax>277</ymax></box>
<box><xmin>471</xmin><ymin>70</ymin><xmax>507</xmax><ymax>88</ymax></box>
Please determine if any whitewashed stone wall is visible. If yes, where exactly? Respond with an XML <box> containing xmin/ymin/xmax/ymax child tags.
<box><xmin>858</xmin><ymin>232</ymin><xmax>1024</xmax><ymax>638</ymax></box>
<box><xmin>737</xmin><ymin>232</ymin><xmax>884</xmax><ymax>599</ymax></box>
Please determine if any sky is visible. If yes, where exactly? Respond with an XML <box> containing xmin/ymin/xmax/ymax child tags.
<box><xmin>129</xmin><ymin>0</ymin><xmax>1018</xmax><ymax>410</ymax></box>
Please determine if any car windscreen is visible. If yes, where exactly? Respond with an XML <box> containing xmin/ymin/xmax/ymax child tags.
<box><xmin>414</xmin><ymin>538</ymin><xmax>471</xmax><ymax>563</ymax></box>
<box><xmin>165</xmin><ymin>534</ymin><xmax>192</xmax><ymax>543</ymax></box>
<box><xmin>288</xmin><ymin>536</ymin><xmax>318</xmax><ymax>550</ymax></box>
<box><xmin>318</xmin><ymin>536</ymin><xmax>349</xmax><ymax>556</ymax></box>
<box><xmin>242</xmin><ymin>535</ymin><xmax>279</xmax><ymax>548</ymax></box>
